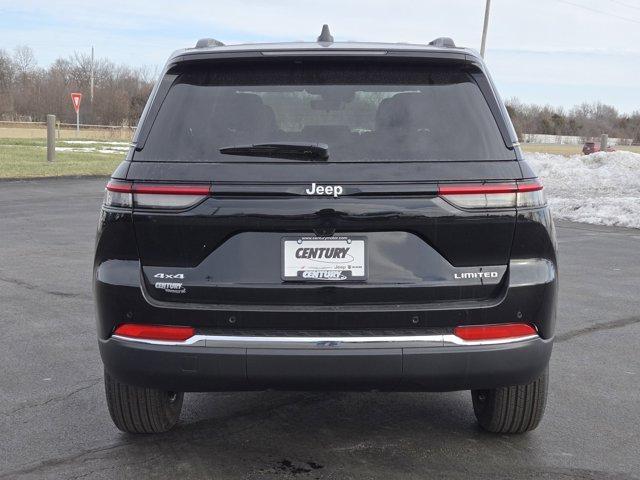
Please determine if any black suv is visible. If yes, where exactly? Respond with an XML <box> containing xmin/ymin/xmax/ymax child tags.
<box><xmin>94</xmin><ymin>28</ymin><xmax>557</xmax><ymax>434</ymax></box>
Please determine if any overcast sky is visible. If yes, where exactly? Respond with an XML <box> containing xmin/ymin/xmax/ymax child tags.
<box><xmin>1</xmin><ymin>0</ymin><xmax>639</xmax><ymax>112</ymax></box>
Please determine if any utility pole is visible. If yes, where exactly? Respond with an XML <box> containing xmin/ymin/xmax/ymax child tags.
<box><xmin>480</xmin><ymin>0</ymin><xmax>491</xmax><ymax>58</ymax></box>
<box><xmin>89</xmin><ymin>46</ymin><xmax>95</xmax><ymax>105</ymax></box>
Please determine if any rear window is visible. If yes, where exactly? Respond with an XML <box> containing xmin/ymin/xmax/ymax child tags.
<box><xmin>135</xmin><ymin>60</ymin><xmax>515</xmax><ymax>162</ymax></box>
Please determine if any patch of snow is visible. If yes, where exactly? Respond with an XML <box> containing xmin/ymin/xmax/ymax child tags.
<box><xmin>61</xmin><ymin>140</ymin><xmax>129</xmax><ymax>146</ymax></box>
<box><xmin>525</xmin><ymin>151</ymin><xmax>640</xmax><ymax>229</ymax></box>
<box><xmin>55</xmin><ymin>146</ymin><xmax>129</xmax><ymax>154</ymax></box>
<box><xmin>97</xmin><ymin>148</ymin><xmax>129</xmax><ymax>154</ymax></box>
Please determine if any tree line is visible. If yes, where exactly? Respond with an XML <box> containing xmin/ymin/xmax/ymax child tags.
<box><xmin>1</xmin><ymin>45</ymin><xmax>639</xmax><ymax>142</ymax></box>
<box><xmin>0</xmin><ymin>46</ymin><xmax>154</xmax><ymax>126</ymax></box>
<box><xmin>506</xmin><ymin>98</ymin><xmax>640</xmax><ymax>143</ymax></box>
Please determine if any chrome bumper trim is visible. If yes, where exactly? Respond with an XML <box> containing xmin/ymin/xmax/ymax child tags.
<box><xmin>111</xmin><ymin>333</ymin><xmax>539</xmax><ymax>349</ymax></box>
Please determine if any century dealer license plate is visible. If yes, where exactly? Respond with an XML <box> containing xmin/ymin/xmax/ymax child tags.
<box><xmin>282</xmin><ymin>236</ymin><xmax>367</xmax><ymax>281</ymax></box>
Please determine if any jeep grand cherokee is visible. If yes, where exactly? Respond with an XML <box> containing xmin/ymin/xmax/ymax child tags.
<box><xmin>94</xmin><ymin>27</ymin><xmax>557</xmax><ymax>434</ymax></box>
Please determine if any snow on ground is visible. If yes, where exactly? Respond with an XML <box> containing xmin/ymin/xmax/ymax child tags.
<box><xmin>525</xmin><ymin>151</ymin><xmax>640</xmax><ymax>229</ymax></box>
<box><xmin>55</xmin><ymin>141</ymin><xmax>129</xmax><ymax>154</ymax></box>
<box><xmin>62</xmin><ymin>140</ymin><xmax>131</xmax><ymax>146</ymax></box>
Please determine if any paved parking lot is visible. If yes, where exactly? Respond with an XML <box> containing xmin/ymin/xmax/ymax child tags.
<box><xmin>1</xmin><ymin>178</ymin><xmax>639</xmax><ymax>479</ymax></box>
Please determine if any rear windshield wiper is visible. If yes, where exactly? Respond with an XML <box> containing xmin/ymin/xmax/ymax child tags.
<box><xmin>219</xmin><ymin>142</ymin><xmax>329</xmax><ymax>161</ymax></box>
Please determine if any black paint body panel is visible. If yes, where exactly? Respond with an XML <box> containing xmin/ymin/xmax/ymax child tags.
<box><xmin>94</xmin><ymin>49</ymin><xmax>557</xmax><ymax>392</ymax></box>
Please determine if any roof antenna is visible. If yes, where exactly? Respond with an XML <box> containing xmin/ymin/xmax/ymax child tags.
<box><xmin>317</xmin><ymin>24</ymin><xmax>334</xmax><ymax>44</ymax></box>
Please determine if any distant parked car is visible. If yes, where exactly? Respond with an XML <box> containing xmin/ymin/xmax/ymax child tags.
<box><xmin>583</xmin><ymin>141</ymin><xmax>615</xmax><ymax>155</ymax></box>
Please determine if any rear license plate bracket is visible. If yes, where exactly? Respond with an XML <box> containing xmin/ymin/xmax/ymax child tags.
<box><xmin>282</xmin><ymin>236</ymin><xmax>367</xmax><ymax>282</ymax></box>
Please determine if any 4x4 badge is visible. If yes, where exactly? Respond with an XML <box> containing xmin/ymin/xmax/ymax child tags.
<box><xmin>153</xmin><ymin>273</ymin><xmax>184</xmax><ymax>279</ymax></box>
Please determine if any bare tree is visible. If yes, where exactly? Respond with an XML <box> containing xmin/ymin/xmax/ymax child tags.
<box><xmin>13</xmin><ymin>45</ymin><xmax>36</xmax><ymax>77</ymax></box>
<box><xmin>506</xmin><ymin>98</ymin><xmax>638</xmax><ymax>143</ymax></box>
<box><xmin>0</xmin><ymin>49</ymin><xmax>15</xmax><ymax>113</ymax></box>
<box><xmin>0</xmin><ymin>49</ymin><xmax>14</xmax><ymax>90</ymax></box>
<box><xmin>0</xmin><ymin>47</ymin><xmax>155</xmax><ymax>124</ymax></box>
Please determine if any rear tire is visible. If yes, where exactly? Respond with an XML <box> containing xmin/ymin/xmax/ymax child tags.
<box><xmin>471</xmin><ymin>367</ymin><xmax>548</xmax><ymax>434</ymax></box>
<box><xmin>104</xmin><ymin>370</ymin><xmax>183</xmax><ymax>434</ymax></box>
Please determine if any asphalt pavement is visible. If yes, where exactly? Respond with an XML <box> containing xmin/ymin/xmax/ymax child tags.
<box><xmin>1</xmin><ymin>177</ymin><xmax>639</xmax><ymax>479</ymax></box>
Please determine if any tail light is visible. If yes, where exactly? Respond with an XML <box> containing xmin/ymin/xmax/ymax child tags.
<box><xmin>438</xmin><ymin>180</ymin><xmax>545</xmax><ymax>209</ymax></box>
<box><xmin>113</xmin><ymin>323</ymin><xmax>195</xmax><ymax>342</ymax></box>
<box><xmin>515</xmin><ymin>180</ymin><xmax>546</xmax><ymax>208</ymax></box>
<box><xmin>104</xmin><ymin>181</ymin><xmax>211</xmax><ymax>209</ymax></box>
<box><xmin>454</xmin><ymin>323</ymin><xmax>537</xmax><ymax>341</ymax></box>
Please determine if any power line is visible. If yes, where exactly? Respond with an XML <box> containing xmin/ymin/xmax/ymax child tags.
<box><xmin>557</xmin><ymin>0</ymin><xmax>640</xmax><ymax>24</ymax></box>
<box><xmin>608</xmin><ymin>0</ymin><xmax>640</xmax><ymax>12</ymax></box>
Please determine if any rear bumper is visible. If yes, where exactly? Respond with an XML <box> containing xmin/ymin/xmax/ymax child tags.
<box><xmin>94</xmin><ymin>257</ymin><xmax>558</xmax><ymax>339</ymax></box>
<box><xmin>100</xmin><ymin>334</ymin><xmax>553</xmax><ymax>392</ymax></box>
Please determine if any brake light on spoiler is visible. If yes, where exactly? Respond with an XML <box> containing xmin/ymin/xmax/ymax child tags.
<box><xmin>104</xmin><ymin>181</ymin><xmax>211</xmax><ymax>209</ymax></box>
<box><xmin>438</xmin><ymin>180</ymin><xmax>545</xmax><ymax>209</ymax></box>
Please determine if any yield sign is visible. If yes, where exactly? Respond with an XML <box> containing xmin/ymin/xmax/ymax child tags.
<box><xmin>71</xmin><ymin>92</ymin><xmax>82</xmax><ymax>113</ymax></box>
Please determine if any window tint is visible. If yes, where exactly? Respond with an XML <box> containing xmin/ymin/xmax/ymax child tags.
<box><xmin>136</xmin><ymin>61</ymin><xmax>515</xmax><ymax>162</ymax></box>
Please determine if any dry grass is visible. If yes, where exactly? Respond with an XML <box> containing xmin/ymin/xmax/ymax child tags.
<box><xmin>521</xmin><ymin>143</ymin><xmax>640</xmax><ymax>155</ymax></box>
<box><xmin>0</xmin><ymin>138</ymin><xmax>123</xmax><ymax>179</ymax></box>
<box><xmin>0</xmin><ymin>126</ymin><xmax>134</xmax><ymax>141</ymax></box>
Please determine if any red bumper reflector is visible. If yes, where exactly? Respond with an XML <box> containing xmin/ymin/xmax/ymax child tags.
<box><xmin>453</xmin><ymin>323</ymin><xmax>537</xmax><ymax>341</ymax></box>
<box><xmin>114</xmin><ymin>324</ymin><xmax>195</xmax><ymax>342</ymax></box>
